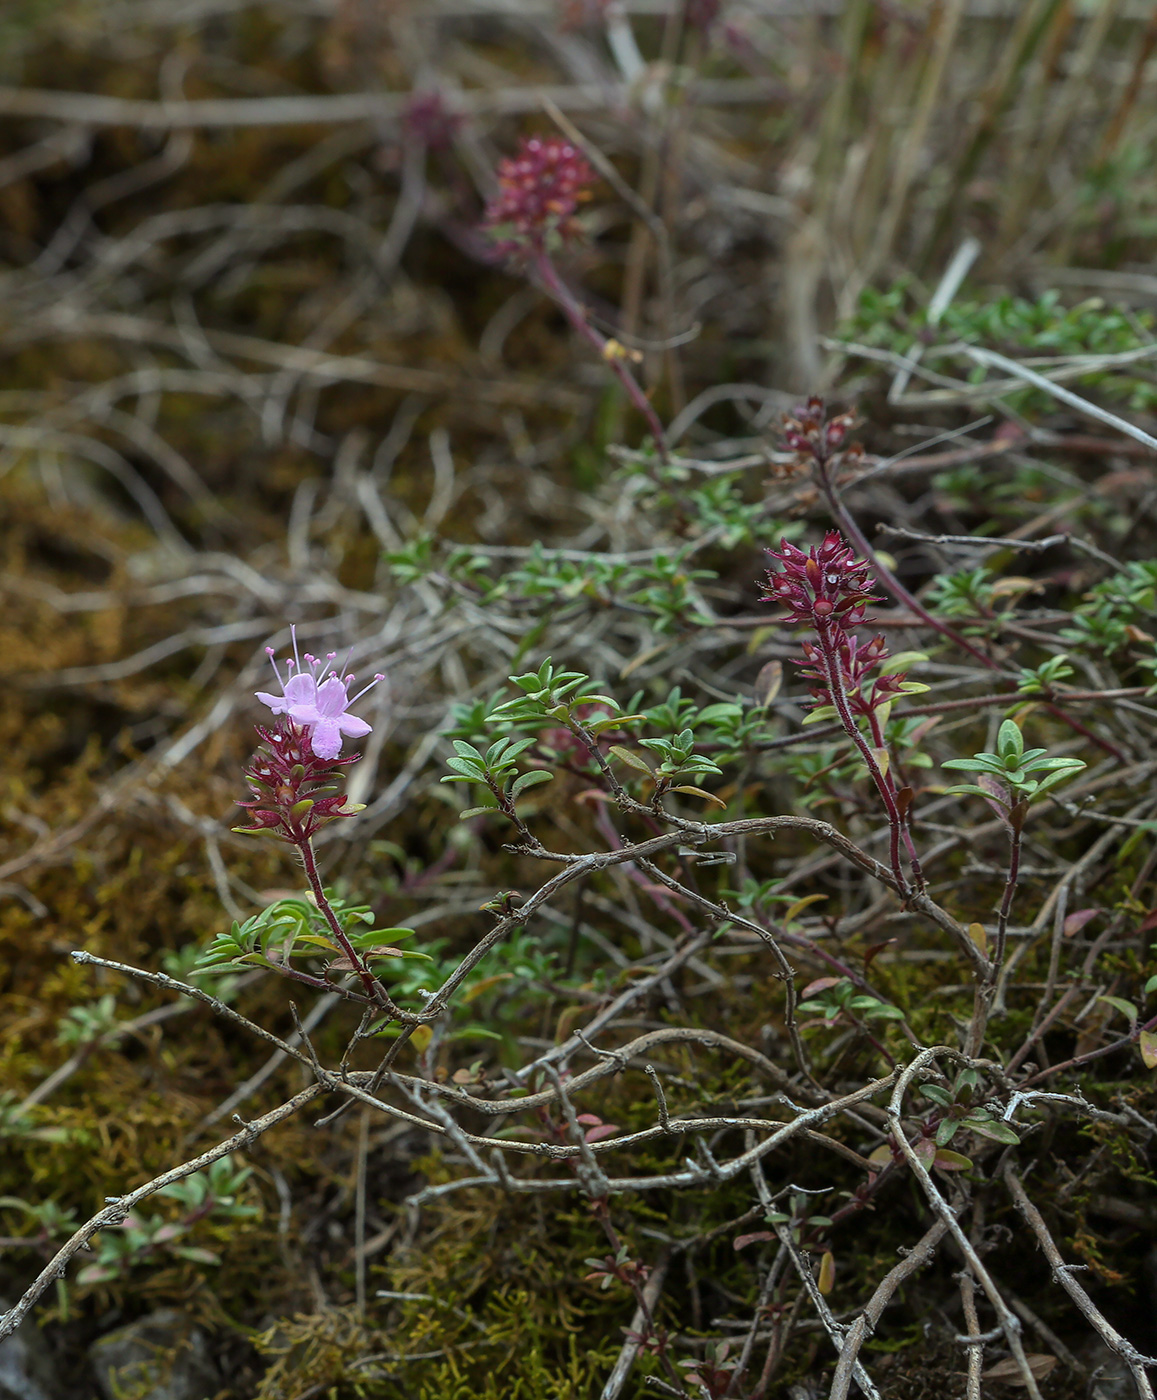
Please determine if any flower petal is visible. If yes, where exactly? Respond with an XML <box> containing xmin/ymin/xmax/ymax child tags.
<box><xmin>314</xmin><ymin>675</ymin><xmax>351</xmax><ymax>718</ymax></box>
<box><xmin>284</xmin><ymin>674</ymin><xmax>317</xmax><ymax>705</ymax></box>
<box><xmin>308</xmin><ymin>719</ymin><xmax>342</xmax><ymax>760</ymax></box>
<box><xmin>337</xmin><ymin>714</ymin><xmax>371</xmax><ymax>739</ymax></box>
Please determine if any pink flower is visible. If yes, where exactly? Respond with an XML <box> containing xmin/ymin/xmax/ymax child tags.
<box><xmin>256</xmin><ymin>629</ymin><xmax>382</xmax><ymax>760</ymax></box>
<box><xmin>483</xmin><ymin>136</ymin><xmax>594</xmax><ymax>252</ymax></box>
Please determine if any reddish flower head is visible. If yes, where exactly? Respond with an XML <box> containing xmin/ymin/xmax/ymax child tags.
<box><xmin>760</xmin><ymin>531</ymin><xmax>880</xmax><ymax>632</ymax></box>
<box><xmin>404</xmin><ymin>91</ymin><xmax>462</xmax><ymax>151</ymax></box>
<box><xmin>782</xmin><ymin>396</ymin><xmax>857</xmax><ymax>464</ymax></box>
<box><xmin>483</xmin><ymin>136</ymin><xmax>595</xmax><ymax>251</ymax></box>
<box><xmin>237</xmin><ymin>721</ymin><xmax>363</xmax><ymax>844</ymax></box>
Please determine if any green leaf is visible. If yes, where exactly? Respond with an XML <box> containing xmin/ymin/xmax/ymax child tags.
<box><xmin>671</xmin><ymin>785</ymin><xmax>727</xmax><ymax>808</ymax></box>
<box><xmin>878</xmin><ymin>651</ymin><xmax>928</xmax><ymax>676</ymax></box>
<box><xmin>1029</xmin><ymin>766</ymin><xmax>1086</xmax><ymax>798</ymax></box>
<box><xmin>444</xmin><ymin>757</ymin><xmax>485</xmax><ymax>778</ymax></box>
<box><xmin>945</xmin><ymin>783</ymin><xmax>1008</xmax><ymax>804</ymax></box>
<box><xmin>965</xmin><ymin>1118</ymin><xmax>1020</xmax><ymax>1144</ymax></box>
<box><xmin>932</xmin><ymin>1148</ymin><xmax>973</xmax><ymax>1172</ymax></box>
<box><xmin>997</xmin><ymin>719</ymin><xmax>1024</xmax><ymax>759</ymax></box>
<box><xmin>919</xmin><ymin>1084</ymin><xmax>952</xmax><ymax>1107</ymax></box>
<box><xmin>510</xmin><ymin>770</ymin><xmax>553</xmax><ymax>799</ymax></box>
<box><xmin>459</xmin><ymin>806</ymin><xmax>497</xmax><ymax>820</ymax></box>
<box><xmin>608</xmin><ymin>745</ymin><xmax>653</xmax><ymax>773</ymax></box>
<box><xmin>1024</xmin><ymin>755</ymin><xmax>1085</xmax><ymax>773</ymax></box>
<box><xmin>171</xmin><ymin>1246</ymin><xmax>221</xmax><ymax>1265</ymax></box>
<box><xmin>802</xmin><ymin>706</ymin><xmax>839</xmax><ymax>725</ymax></box>
<box><xmin>588</xmin><ymin>714</ymin><xmax>646</xmax><ymax>735</ymax></box>
<box><xmin>1098</xmin><ymin>995</ymin><xmax>1138</xmax><ymax>1022</ymax></box>
<box><xmin>862</xmin><ymin>1003</ymin><xmax>906</xmax><ymax>1021</ymax></box>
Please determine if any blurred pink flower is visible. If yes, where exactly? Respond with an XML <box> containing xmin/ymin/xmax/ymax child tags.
<box><xmin>483</xmin><ymin>135</ymin><xmax>594</xmax><ymax>252</ymax></box>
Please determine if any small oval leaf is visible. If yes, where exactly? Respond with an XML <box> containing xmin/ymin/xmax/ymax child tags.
<box><xmin>671</xmin><ymin>785</ymin><xmax>727</xmax><ymax>808</ymax></box>
<box><xmin>608</xmin><ymin>745</ymin><xmax>653</xmax><ymax>774</ymax></box>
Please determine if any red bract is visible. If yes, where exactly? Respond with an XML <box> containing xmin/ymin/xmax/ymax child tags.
<box><xmin>782</xmin><ymin>395</ymin><xmax>857</xmax><ymax>463</ymax></box>
<box><xmin>483</xmin><ymin>136</ymin><xmax>594</xmax><ymax>251</ymax></box>
<box><xmin>761</xmin><ymin>530</ymin><xmax>923</xmax><ymax>896</ymax></box>
<box><xmin>801</xmin><ymin>632</ymin><xmax>908</xmax><ymax>718</ymax></box>
<box><xmin>760</xmin><ymin>531</ymin><xmax>880</xmax><ymax>631</ymax></box>
<box><xmin>236</xmin><ymin>721</ymin><xmax>363</xmax><ymax>844</ymax></box>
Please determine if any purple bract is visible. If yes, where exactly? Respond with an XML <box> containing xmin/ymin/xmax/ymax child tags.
<box><xmin>483</xmin><ymin>136</ymin><xmax>594</xmax><ymax>251</ymax></box>
<box><xmin>760</xmin><ymin>531</ymin><xmax>880</xmax><ymax>632</ymax></box>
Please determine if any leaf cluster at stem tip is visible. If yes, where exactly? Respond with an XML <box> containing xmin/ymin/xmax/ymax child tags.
<box><xmin>941</xmin><ymin>718</ymin><xmax>1085</xmax><ymax>815</ymax></box>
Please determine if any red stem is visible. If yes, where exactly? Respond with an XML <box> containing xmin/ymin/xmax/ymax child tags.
<box><xmin>1020</xmin><ymin>1006</ymin><xmax>1157</xmax><ymax>1087</ymax></box>
<box><xmin>531</xmin><ymin>248</ymin><xmax>668</xmax><ymax>460</ymax></box>
<box><xmin>297</xmin><ymin>837</ymin><xmax>381</xmax><ymax>1004</ymax></box>
<box><xmin>865</xmin><ymin>705</ymin><xmax>925</xmax><ymax>890</ymax></box>
<box><xmin>814</xmin><ymin>620</ymin><xmax>911</xmax><ymax>898</ymax></box>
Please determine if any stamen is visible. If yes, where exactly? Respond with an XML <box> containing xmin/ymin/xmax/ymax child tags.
<box><xmin>266</xmin><ymin>646</ymin><xmax>287</xmax><ymax>688</ymax></box>
<box><xmin>348</xmin><ymin>673</ymin><xmax>386</xmax><ymax>705</ymax></box>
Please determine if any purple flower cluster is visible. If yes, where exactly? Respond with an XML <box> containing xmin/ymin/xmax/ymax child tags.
<box><xmin>800</xmin><ymin>633</ymin><xmax>910</xmax><ymax>720</ymax></box>
<box><xmin>782</xmin><ymin>395</ymin><xmax>856</xmax><ymax>464</ymax></box>
<box><xmin>761</xmin><ymin>534</ymin><xmax>915</xmax><ymax>719</ymax></box>
<box><xmin>760</xmin><ymin>530</ymin><xmax>918</xmax><ymax>723</ymax></box>
<box><xmin>761</xmin><ymin>531</ymin><xmax>924</xmax><ymax>895</ymax></box>
<box><xmin>761</xmin><ymin>531</ymin><xmax>878</xmax><ymax>631</ymax></box>
<box><xmin>483</xmin><ymin>136</ymin><xmax>594</xmax><ymax>251</ymax></box>
<box><xmin>403</xmin><ymin>90</ymin><xmax>462</xmax><ymax>152</ymax></box>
